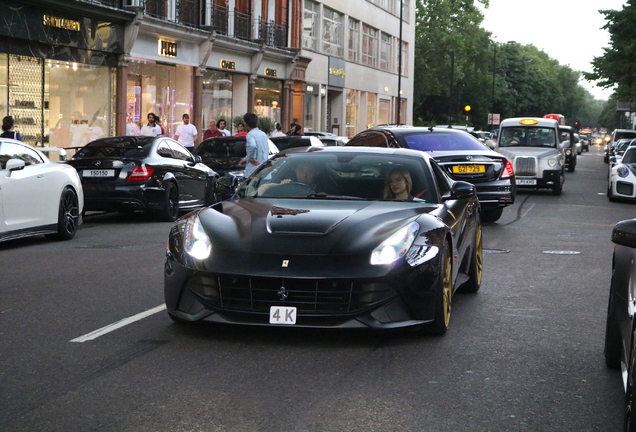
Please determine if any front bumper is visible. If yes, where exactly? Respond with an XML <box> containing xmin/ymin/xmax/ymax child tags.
<box><xmin>164</xmin><ymin>248</ymin><xmax>443</xmax><ymax>330</ymax></box>
<box><xmin>515</xmin><ymin>169</ymin><xmax>561</xmax><ymax>190</ymax></box>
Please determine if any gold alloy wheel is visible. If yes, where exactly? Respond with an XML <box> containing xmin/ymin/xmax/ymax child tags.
<box><xmin>475</xmin><ymin>223</ymin><xmax>483</xmax><ymax>286</ymax></box>
<box><xmin>442</xmin><ymin>251</ymin><xmax>452</xmax><ymax>327</ymax></box>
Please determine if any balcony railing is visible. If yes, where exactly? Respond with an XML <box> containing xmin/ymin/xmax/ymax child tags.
<box><xmin>259</xmin><ymin>19</ymin><xmax>288</xmax><ymax>48</ymax></box>
<box><xmin>178</xmin><ymin>0</ymin><xmax>200</xmax><ymax>27</ymax></box>
<box><xmin>233</xmin><ymin>9</ymin><xmax>252</xmax><ymax>41</ymax></box>
<box><xmin>212</xmin><ymin>4</ymin><xmax>229</xmax><ymax>35</ymax></box>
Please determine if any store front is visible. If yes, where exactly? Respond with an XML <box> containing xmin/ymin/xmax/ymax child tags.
<box><xmin>253</xmin><ymin>77</ymin><xmax>282</xmax><ymax>125</ymax></box>
<box><xmin>126</xmin><ymin>59</ymin><xmax>193</xmax><ymax>138</ymax></box>
<box><xmin>0</xmin><ymin>1</ymin><xmax>123</xmax><ymax>149</ymax></box>
<box><xmin>202</xmin><ymin>70</ymin><xmax>233</xmax><ymax>129</ymax></box>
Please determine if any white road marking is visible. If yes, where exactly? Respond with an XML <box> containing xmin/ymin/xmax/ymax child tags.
<box><xmin>70</xmin><ymin>304</ymin><xmax>167</xmax><ymax>343</ymax></box>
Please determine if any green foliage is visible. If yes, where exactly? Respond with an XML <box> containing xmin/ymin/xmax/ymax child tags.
<box><xmin>585</xmin><ymin>2</ymin><xmax>636</xmax><ymax>102</ymax></box>
<box><xmin>231</xmin><ymin>114</ymin><xmax>274</xmax><ymax>135</ymax></box>
<box><xmin>413</xmin><ymin>0</ymin><xmax>609</xmax><ymax>130</ymax></box>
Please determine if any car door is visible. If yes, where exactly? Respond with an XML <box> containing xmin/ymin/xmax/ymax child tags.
<box><xmin>0</xmin><ymin>142</ymin><xmax>59</xmax><ymax>232</ymax></box>
<box><xmin>166</xmin><ymin>140</ymin><xmax>208</xmax><ymax>207</ymax></box>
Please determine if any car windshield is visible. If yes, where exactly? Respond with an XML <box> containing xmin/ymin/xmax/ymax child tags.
<box><xmin>622</xmin><ymin>148</ymin><xmax>636</xmax><ymax>164</ymax></box>
<box><xmin>72</xmin><ymin>137</ymin><xmax>155</xmax><ymax>159</ymax></box>
<box><xmin>237</xmin><ymin>151</ymin><xmax>437</xmax><ymax>203</ymax></box>
<box><xmin>498</xmin><ymin>126</ymin><xmax>557</xmax><ymax>148</ymax></box>
<box><xmin>401</xmin><ymin>132</ymin><xmax>486</xmax><ymax>151</ymax></box>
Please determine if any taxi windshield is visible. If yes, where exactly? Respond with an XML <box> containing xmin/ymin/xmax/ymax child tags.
<box><xmin>498</xmin><ymin>127</ymin><xmax>557</xmax><ymax>148</ymax></box>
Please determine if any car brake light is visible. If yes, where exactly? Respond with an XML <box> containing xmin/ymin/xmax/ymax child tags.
<box><xmin>127</xmin><ymin>166</ymin><xmax>154</xmax><ymax>182</ymax></box>
<box><xmin>501</xmin><ymin>160</ymin><xmax>514</xmax><ymax>179</ymax></box>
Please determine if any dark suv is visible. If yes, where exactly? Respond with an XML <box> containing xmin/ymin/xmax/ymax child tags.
<box><xmin>346</xmin><ymin>126</ymin><xmax>516</xmax><ymax>222</ymax></box>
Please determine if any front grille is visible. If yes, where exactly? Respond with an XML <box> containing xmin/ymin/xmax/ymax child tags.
<box><xmin>617</xmin><ymin>181</ymin><xmax>634</xmax><ymax>196</ymax></box>
<box><xmin>185</xmin><ymin>274</ymin><xmax>396</xmax><ymax>314</ymax></box>
<box><xmin>514</xmin><ymin>157</ymin><xmax>537</xmax><ymax>176</ymax></box>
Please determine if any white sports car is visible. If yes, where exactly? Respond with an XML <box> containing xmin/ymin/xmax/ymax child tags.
<box><xmin>0</xmin><ymin>138</ymin><xmax>83</xmax><ymax>243</ymax></box>
<box><xmin>609</xmin><ymin>146</ymin><xmax>636</xmax><ymax>202</ymax></box>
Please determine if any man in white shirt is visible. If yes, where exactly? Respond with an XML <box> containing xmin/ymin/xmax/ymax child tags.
<box><xmin>140</xmin><ymin>113</ymin><xmax>162</xmax><ymax>137</ymax></box>
<box><xmin>175</xmin><ymin>113</ymin><xmax>198</xmax><ymax>151</ymax></box>
<box><xmin>217</xmin><ymin>118</ymin><xmax>231</xmax><ymax>136</ymax></box>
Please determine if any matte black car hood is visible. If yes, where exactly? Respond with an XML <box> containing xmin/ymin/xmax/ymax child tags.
<box><xmin>199</xmin><ymin>198</ymin><xmax>442</xmax><ymax>256</ymax></box>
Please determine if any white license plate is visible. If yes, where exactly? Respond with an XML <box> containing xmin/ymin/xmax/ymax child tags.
<box><xmin>83</xmin><ymin>169</ymin><xmax>115</xmax><ymax>178</ymax></box>
<box><xmin>269</xmin><ymin>306</ymin><xmax>297</xmax><ymax>325</ymax></box>
<box><xmin>517</xmin><ymin>179</ymin><xmax>537</xmax><ymax>185</ymax></box>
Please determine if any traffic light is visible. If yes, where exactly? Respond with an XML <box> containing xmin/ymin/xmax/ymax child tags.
<box><xmin>463</xmin><ymin>105</ymin><xmax>471</xmax><ymax>115</ymax></box>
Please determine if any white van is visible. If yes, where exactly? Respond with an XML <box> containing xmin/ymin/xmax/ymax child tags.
<box><xmin>495</xmin><ymin>117</ymin><xmax>567</xmax><ymax>195</ymax></box>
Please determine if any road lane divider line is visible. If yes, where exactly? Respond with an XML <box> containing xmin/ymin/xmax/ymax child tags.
<box><xmin>70</xmin><ymin>304</ymin><xmax>167</xmax><ymax>343</ymax></box>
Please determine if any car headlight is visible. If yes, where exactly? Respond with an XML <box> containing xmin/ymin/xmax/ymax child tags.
<box><xmin>547</xmin><ymin>158</ymin><xmax>557</xmax><ymax>167</ymax></box>
<box><xmin>618</xmin><ymin>166</ymin><xmax>630</xmax><ymax>178</ymax></box>
<box><xmin>184</xmin><ymin>215</ymin><xmax>212</xmax><ymax>260</ymax></box>
<box><xmin>371</xmin><ymin>221</ymin><xmax>419</xmax><ymax>265</ymax></box>
<box><xmin>565</xmin><ymin>149</ymin><xmax>571</xmax><ymax>155</ymax></box>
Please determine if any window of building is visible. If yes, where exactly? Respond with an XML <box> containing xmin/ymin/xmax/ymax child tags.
<box><xmin>302</xmin><ymin>0</ymin><xmax>318</xmax><ymax>51</ymax></box>
<box><xmin>399</xmin><ymin>40</ymin><xmax>408</xmax><ymax>76</ymax></box>
<box><xmin>322</xmin><ymin>7</ymin><xmax>343</xmax><ymax>57</ymax></box>
<box><xmin>348</xmin><ymin>18</ymin><xmax>360</xmax><ymax>63</ymax></box>
<box><xmin>202</xmin><ymin>70</ymin><xmax>233</xmax><ymax>129</ymax></box>
<box><xmin>346</xmin><ymin>89</ymin><xmax>358</xmax><ymax>137</ymax></box>
<box><xmin>380</xmin><ymin>32</ymin><xmax>391</xmax><ymax>71</ymax></box>
<box><xmin>361</xmin><ymin>24</ymin><xmax>378</xmax><ymax>68</ymax></box>
<box><xmin>367</xmin><ymin>92</ymin><xmax>377</xmax><ymax>129</ymax></box>
<box><xmin>253</xmin><ymin>77</ymin><xmax>282</xmax><ymax>125</ymax></box>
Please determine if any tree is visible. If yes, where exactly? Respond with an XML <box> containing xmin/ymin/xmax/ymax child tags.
<box><xmin>585</xmin><ymin>1</ymin><xmax>636</xmax><ymax>102</ymax></box>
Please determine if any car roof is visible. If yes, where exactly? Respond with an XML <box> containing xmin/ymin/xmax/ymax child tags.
<box><xmin>281</xmin><ymin>143</ymin><xmax>435</xmax><ymax>161</ymax></box>
<box><xmin>362</xmin><ymin>125</ymin><xmax>475</xmax><ymax>136</ymax></box>
<box><xmin>499</xmin><ymin>117</ymin><xmax>559</xmax><ymax>128</ymax></box>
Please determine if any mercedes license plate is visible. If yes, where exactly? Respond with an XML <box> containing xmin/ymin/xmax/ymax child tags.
<box><xmin>452</xmin><ymin>165</ymin><xmax>485</xmax><ymax>173</ymax></box>
<box><xmin>269</xmin><ymin>306</ymin><xmax>297</xmax><ymax>325</ymax></box>
<box><xmin>517</xmin><ymin>179</ymin><xmax>537</xmax><ymax>185</ymax></box>
<box><xmin>84</xmin><ymin>169</ymin><xmax>115</xmax><ymax>178</ymax></box>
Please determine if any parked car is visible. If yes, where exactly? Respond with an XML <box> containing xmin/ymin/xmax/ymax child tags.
<box><xmin>193</xmin><ymin>136</ymin><xmax>279</xmax><ymax>200</ymax></box>
<box><xmin>269</xmin><ymin>135</ymin><xmax>324</xmax><ymax>151</ymax></box>
<box><xmin>496</xmin><ymin>117</ymin><xmax>566</xmax><ymax>195</ymax></box>
<box><xmin>0</xmin><ymin>137</ymin><xmax>83</xmax><ymax>243</ymax></box>
<box><xmin>316</xmin><ymin>135</ymin><xmax>349</xmax><ymax>146</ymax></box>
<box><xmin>345</xmin><ymin>125</ymin><xmax>515</xmax><ymax>222</ymax></box>
<box><xmin>66</xmin><ymin>136</ymin><xmax>217</xmax><ymax>221</ymax></box>
<box><xmin>608</xmin><ymin>147</ymin><xmax>636</xmax><ymax>202</ymax></box>
<box><xmin>607</xmin><ymin>139</ymin><xmax>634</xmax><ymax>164</ymax></box>
<box><xmin>559</xmin><ymin>125</ymin><xmax>578</xmax><ymax>172</ymax></box>
<box><xmin>573</xmin><ymin>133</ymin><xmax>583</xmax><ymax>155</ymax></box>
<box><xmin>164</xmin><ymin>146</ymin><xmax>482</xmax><ymax>335</ymax></box>
<box><xmin>604</xmin><ymin>218</ymin><xmax>636</xmax><ymax>430</ymax></box>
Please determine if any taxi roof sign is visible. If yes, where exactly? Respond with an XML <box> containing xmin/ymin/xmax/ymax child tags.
<box><xmin>519</xmin><ymin>119</ymin><xmax>539</xmax><ymax>125</ymax></box>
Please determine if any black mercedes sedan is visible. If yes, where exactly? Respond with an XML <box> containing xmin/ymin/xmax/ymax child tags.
<box><xmin>346</xmin><ymin>126</ymin><xmax>515</xmax><ymax>222</ymax></box>
<box><xmin>604</xmin><ymin>218</ymin><xmax>636</xmax><ymax>430</ymax></box>
<box><xmin>164</xmin><ymin>146</ymin><xmax>482</xmax><ymax>335</ymax></box>
<box><xmin>192</xmin><ymin>136</ymin><xmax>279</xmax><ymax>201</ymax></box>
<box><xmin>66</xmin><ymin>136</ymin><xmax>218</xmax><ymax>221</ymax></box>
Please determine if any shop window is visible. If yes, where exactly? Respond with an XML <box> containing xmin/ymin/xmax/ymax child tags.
<box><xmin>202</xmin><ymin>70</ymin><xmax>233</xmax><ymax>128</ymax></box>
<box><xmin>346</xmin><ymin>89</ymin><xmax>358</xmax><ymax>137</ymax></box>
<box><xmin>254</xmin><ymin>77</ymin><xmax>282</xmax><ymax>125</ymax></box>
<box><xmin>367</xmin><ymin>92</ymin><xmax>377</xmax><ymax>129</ymax></box>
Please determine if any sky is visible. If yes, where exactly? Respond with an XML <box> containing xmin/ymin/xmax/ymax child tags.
<box><xmin>478</xmin><ymin>0</ymin><xmax>627</xmax><ymax>100</ymax></box>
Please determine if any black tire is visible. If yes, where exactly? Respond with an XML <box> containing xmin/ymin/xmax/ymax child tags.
<box><xmin>461</xmin><ymin>221</ymin><xmax>483</xmax><ymax>293</ymax></box>
<box><xmin>552</xmin><ymin>170</ymin><xmax>564</xmax><ymax>195</ymax></box>
<box><xmin>426</xmin><ymin>245</ymin><xmax>453</xmax><ymax>336</ymax></box>
<box><xmin>605</xmin><ymin>273</ymin><xmax>622</xmax><ymax>369</ymax></box>
<box><xmin>45</xmin><ymin>187</ymin><xmax>80</xmax><ymax>241</ymax></box>
<box><xmin>624</xmin><ymin>319</ymin><xmax>636</xmax><ymax>431</ymax></box>
<box><xmin>157</xmin><ymin>182</ymin><xmax>179</xmax><ymax>222</ymax></box>
<box><xmin>481</xmin><ymin>207</ymin><xmax>503</xmax><ymax>223</ymax></box>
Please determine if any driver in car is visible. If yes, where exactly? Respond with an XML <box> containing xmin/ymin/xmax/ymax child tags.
<box><xmin>257</xmin><ymin>162</ymin><xmax>338</xmax><ymax>196</ymax></box>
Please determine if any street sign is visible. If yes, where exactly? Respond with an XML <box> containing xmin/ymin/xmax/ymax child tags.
<box><xmin>492</xmin><ymin>113</ymin><xmax>500</xmax><ymax>125</ymax></box>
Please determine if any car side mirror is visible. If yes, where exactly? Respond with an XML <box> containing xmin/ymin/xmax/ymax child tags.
<box><xmin>444</xmin><ymin>181</ymin><xmax>476</xmax><ymax>200</ymax></box>
<box><xmin>6</xmin><ymin>158</ymin><xmax>26</xmax><ymax>173</ymax></box>
<box><xmin>612</xmin><ymin>219</ymin><xmax>636</xmax><ymax>248</ymax></box>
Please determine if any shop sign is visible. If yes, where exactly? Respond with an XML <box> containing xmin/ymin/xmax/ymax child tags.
<box><xmin>264</xmin><ymin>68</ymin><xmax>277</xmax><ymax>78</ymax></box>
<box><xmin>43</xmin><ymin>15</ymin><xmax>81</xmax><ymax>32</ymax></box>
<box><xmin>221</xmin><ymin>60</ymin><xmax>236</xmax><ymax>70</ymax></box>
<box><xmin>328</xmin><ymin>57</ymin><xmax>346</xmax><ymax>88</ymax></box>
<box><xmin>158</xmin><ymin>39</ymin><xmax>178</xmax><ymax>58</ymax></box>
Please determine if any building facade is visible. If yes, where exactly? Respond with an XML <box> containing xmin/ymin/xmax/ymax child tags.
<box><xmin>300</xmin><ymin>0</ymin><xmax>414</xmax><ymax>136</ymax></box>
<box><xmin>0</xmin><ymin>0</ymin><xmax>412</xmax><ymax>148</ymax></box>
